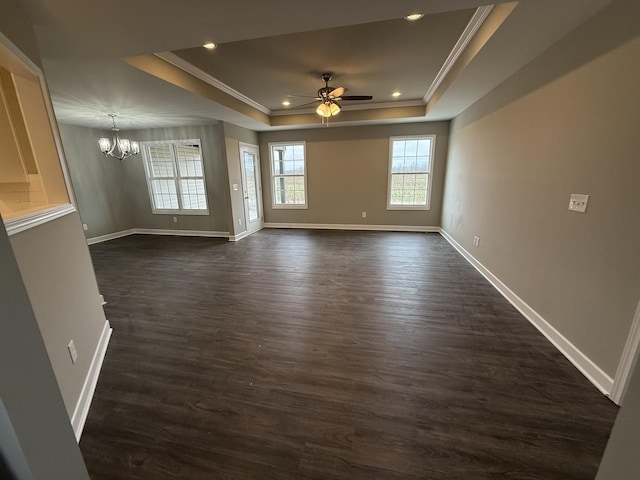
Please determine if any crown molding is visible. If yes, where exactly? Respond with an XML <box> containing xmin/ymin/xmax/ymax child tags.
<box><xmin>423</xmin><ymin>5</ymin><xmax>494</xmax><ymax>103</ymax></box>
<box><xmin>154</xmin><ymin>52</ymin><xmax>272</xmax><ymax>115</ymax></box>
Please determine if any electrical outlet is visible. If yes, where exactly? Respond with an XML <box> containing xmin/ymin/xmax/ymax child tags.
<box><xmin>568</xmin><ymin>194</ymin><xmax>589</xmax><ymax>213</ymax></box>
<box><xmin>362</xmin><ymin>211</ymin><xmax>367</xmax><ymax>218</ymax></box>
<box><xmin>82</xmin><ymin>223</ymin><xmax>88</xmax><ymax>231</ymax></box>
<box><xmin>173</xmin><ymin>216</ymin><xmax>178</xmax><ymax>223</ymax></box>
<box><xmin>473</xmin><ymin>236</ymin><xmax>480</xmax><ymax>247</ymax></box>
<box><xmin>238</xmin><ymin>218</ymin><xmax>242</xmax><ymax>225</ymax></box>
<box><xmin>68</xmin><ymin>340</ymin><xmax>78</xmax><ymax>364</ymax></box>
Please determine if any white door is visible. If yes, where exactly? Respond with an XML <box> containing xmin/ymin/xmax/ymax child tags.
<box><xmin>239</xmin><ymin>143</ymin><xmax>263</xmax><ymax>235</ymax></box>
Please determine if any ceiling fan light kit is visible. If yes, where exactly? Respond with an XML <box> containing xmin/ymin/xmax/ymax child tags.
<box><xmin>98</xmin><ymin>114</ymin><xmax>140</xmax><ymax>160</ymax></box>
<box><xmin>287</xmin><ymin>72</ymin><xmax>373</xmax><ymax>125</ymax></box>
<box><xmin>316</xmin><ymin>101</ymin><xmax>340</xmax><ymax>118</ymax></box>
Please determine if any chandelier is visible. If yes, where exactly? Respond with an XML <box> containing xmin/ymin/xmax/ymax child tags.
<box><xmin>98</xmin><ymin>114</ymin><xmax>140</xmax><ymax>160</ymax></box>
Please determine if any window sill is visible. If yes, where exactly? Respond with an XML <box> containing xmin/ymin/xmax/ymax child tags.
<box><xmin>272</xmin><ymin>204</ymin><xmax>308</xmax><ymax>210</ymax></box>
<box><xmin>386</xmin><ymin>205</ymin><xmax>431</xmax><ymax>211</ymax></box>
<box><xmin>4</xmin><ymin>203</ymin><xmax>76</xmax><ymax>236</ymax></box>
<box><xmin>151</xmin><ymin>210</ymin><xmax>210</xmax><ymax>216</ymax></box>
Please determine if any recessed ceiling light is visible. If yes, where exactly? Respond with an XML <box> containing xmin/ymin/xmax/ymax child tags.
<box><xmin>282</xmin><ymin>100</ymin><xmax>291</xmax><ymax>106</ymax></box>
<box><xmin>404</xmin><ymin>13</ymin><xmax>424</xmax><ymax>21</ymax></box>
<box><xmin>202</xmin><ymin>42</ymin><xmax>216</xmax><ymax>50</ymax></box>
<box><xmin>392</xmin><ymin>91</ymin><xmax>402</xmax><ymax>97</ymax></box>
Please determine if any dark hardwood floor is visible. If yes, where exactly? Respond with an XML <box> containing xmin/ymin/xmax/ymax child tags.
<box><xmin>81</xmin><ymin>230</ymin><xmax>617</xmax><ymax>479</ymax></box>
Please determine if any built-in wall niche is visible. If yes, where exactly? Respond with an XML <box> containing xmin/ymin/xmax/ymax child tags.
<box><xmin>0</xmin><ymin>36</ymin><xmax>70</xmax><ymax>225</ymax></box>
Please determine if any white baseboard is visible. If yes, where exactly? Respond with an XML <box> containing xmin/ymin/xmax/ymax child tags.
<box><xmin>229</xmin><ymin>225</ymin><xmax>265</xmax><ymax>242</ymax></box>
<box><xmin>86</xmin><ymin>229</ymin><xmax>135</xmax><ymax>245</ymax></box>
<box><xmin>71</xmin><ymin>319</ymin><xmax>112</xmax><ymax>441</ymax></box>
<box><xmin>134</xmin><ymin>228</ymin><xmax>229</xmax><ymax>237</ymax></box>
<box><xmin>439</xmin><ymin>228</ymin><xmax>614</xmax><ymax>399</ymax></box>
<box><xmin>87</xmin><ymin>228</ymin><xmax>229</xmax><ymax>244</ymax></box>
<box><xmin>264</xmin><ymin>222</ymin><xmax>440</xmax><ymax>233</ymax></box>
<box><xmin>229</xmin><ymin>231</ymin><xmax>248</xmax><ymax>242</ymax></box>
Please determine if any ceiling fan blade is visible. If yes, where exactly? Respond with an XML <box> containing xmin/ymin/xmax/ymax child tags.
<box><xmin>291</xmin><ymin>100</ymin><xmax>321</xmax><ymax>109</ymax></box>
<box><xmin>286</xmin><ymin>94</ymin><xmax>320</xmax><ymax>98</ymax></box>
<box><xmin>340</xmin><ymin>95</ymin><xmax>373</xmax><ymax>101</ymax></box>
<box><xmin>329</xmin><ymin>86</ymin><xmax>346</xmax><ymax>98</ymax></box>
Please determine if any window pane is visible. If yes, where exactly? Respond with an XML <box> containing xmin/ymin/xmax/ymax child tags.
<box><xmin>270</xmin><ymin>143</ymin><xmax>306</xmax><ymax>206</ymax></box>
<box><xmin>417</xmin><ymin>139</ymin><xmax>431</xmax><ymax>156</ymax></box>
<box><xmin>404</xmin><ymin>157</ymin><xmax>417</xmax><ymax>173</ymax></box>
<box><xmin>293</xmin><ymin>190</ymin><xmax>305</xmax><ymax>203</ymax></box>
<box><xmin>392</xmin><ymin>140</ymin><xmax>405</xmax><ymax>157</ymax></box>
<box><xmin>179</xmin><ymin>179</ymin><xmax>207</xmax><ymax>210</ymax></box>
<box><xmin>405</xmin><ymin>140</ymin><xmax>418</xmax><ymax>156</ymax></box>
<box><xmin>391</xmin><ymin>157</ymin><xmax>404</xmax><ymax>173</ymax></box>
<box><xmin>402</xmin><ymin>191</ymin><xmax>415</xmax><ymax>204</ymax></box>
<box><xmin>148</xmin><ymin>144</ymin><xmax>174</xmax><ymax>177</ymax></box>
<box><xmin>416</xmin><ymin>156</ymin><xmax>429</xmax><ymax>172</ymax></box>
<box><xmin>283</xmin><ymin>160</ymin><xmax>295</xmax><ymax>175</ymax></box>
<box><xmin>175</xmin><ymin>144</ymin><xmax>202</xmax><ymax>177</ymax></box>
<box><xmin>388</xmin><ymin>137</ymin><xmax>433</xmax><ymax>208</ymax></box>
<box><xmin>391</xmin><ymin>174</ymin><xmax>404</xmax><ymax>190</ymax></box>
<box><xmin>404</xmin><ymin>174</ymin><xmax>416</xmax><ymax>190</ymax></box>
<box><xmin>414</xmin><ymin>190</ymin><xmax>427</xmax><ymax>204</ymax></box>
<box><xmin>271</xmin><ymin>146</ymin><xmax>285</xmax><ymax>174</ymax></box>
<box><xmin>144</xmin><ymin>140</ymin><xmax>208</xmax><ymax>213</ymax></box>
<box><xmin>415</xmin><ymin>174</ymin><xmax>428</xmax><ymax>189</ymax></box>
<box><xmin>151</xmin><ymin>179</ymin><xmax>178</xmax><ymax>209</ymax></box>
<box><xmin>272</xmin><ymin>158</ymin><xmax>283</xmax><ymax>175</ymax></box>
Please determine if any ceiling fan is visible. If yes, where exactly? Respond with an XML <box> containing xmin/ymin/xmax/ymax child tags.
<box><xmin>287</xmin><ymin>72</ymin><xmax>373</xmax><ymax>123</ymax></box>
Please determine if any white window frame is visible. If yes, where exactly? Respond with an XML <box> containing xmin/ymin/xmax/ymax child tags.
<box><xmin>386</xmin><ymin>135</ymin><xmax>435</xmax><ymax>210</ymax></box>
<box><xmin>268</xmin><ymin>141</ymin><xmax>308</xmax><ymax>209</ymax></box>
<box><xmin>141</xmin><ymin>139</ymin><xmax>209</xmax><ymax>215</ymax></box>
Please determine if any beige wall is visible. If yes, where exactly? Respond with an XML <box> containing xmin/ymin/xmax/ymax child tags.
<box><xmin>9</xmin><ymin>212</ymin><xmax>108</xmax><ymax>417</ymax></box>
<box><xmin>60</xmin><ymin>123</ymin><xmax>135</xmax><ymax>237</ymax></box>
<box><xmin>120</xmin><ymin>123</ymin><xmax>232</xmax><ymax>234</ymax></box>
<box><xmin>442</xmin><ymin>0</ymin><xmax>640</xmax><ymax>376</ymax></box>
<box><xmin>223</xmin><ymin>122</ymin><xmax>260</xmax><ymax>237</ymax></box>
<box><xmin>1</xmin><ymin>215</ymin><xmax>90</xmax><ymax>479</ymax></box>
<box><xmin>259</xmin><ymin>122</ymin><xmax>449</xmax><ymax>227</ymax></box>
<box><xmin>0</xmin><ymin>2</ymin><xmax>98</xmax><ymax>476</ymax></box>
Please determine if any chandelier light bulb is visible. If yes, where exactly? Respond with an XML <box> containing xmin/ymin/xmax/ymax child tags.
<box><xmin>316</xmin><ymin>103</ymin><xmax>331</xmax><ymax>117</ymax></box>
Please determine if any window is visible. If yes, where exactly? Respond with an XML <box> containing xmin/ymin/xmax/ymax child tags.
<box><xmin>269</xmin><ymin>142</ymin><xmax>307</xmax><ymax>208</ymax></box>
<box><xmin>141</xmin><ymin>139</ymin><xmax>209</xmax><ymax>214</ymax></box>
<box><xmin>387</xmin><ymin>135</ymin><xmax>435</xmax><ymax>209</ymax></box>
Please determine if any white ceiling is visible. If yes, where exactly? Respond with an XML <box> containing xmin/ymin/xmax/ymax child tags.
<box><xmin>15</xmin><ymin>0</ymin><xmax>614</xmax><ymax>131</ymax></box>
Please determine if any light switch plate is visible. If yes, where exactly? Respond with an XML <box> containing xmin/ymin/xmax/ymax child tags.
<box><xmin>68</xmin><ymin>340</ymin><xmax>78</xmax><ymax>364</ymax></box>
<box><xmin>568</xmin><ymin>194</ymin><xmax>589</xmax><ymax>213</ymax></box>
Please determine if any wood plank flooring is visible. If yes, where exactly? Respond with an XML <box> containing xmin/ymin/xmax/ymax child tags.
<box><xmin>81</xmin><ymin>230</ymin><xmax>618</xmax><ymax>479</ymax></box>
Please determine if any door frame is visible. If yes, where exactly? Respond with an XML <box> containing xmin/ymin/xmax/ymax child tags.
<box><xmin>238</xmin><ymin>142</ymin><xmax>264</xmax><ymax>237</ymax></box>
